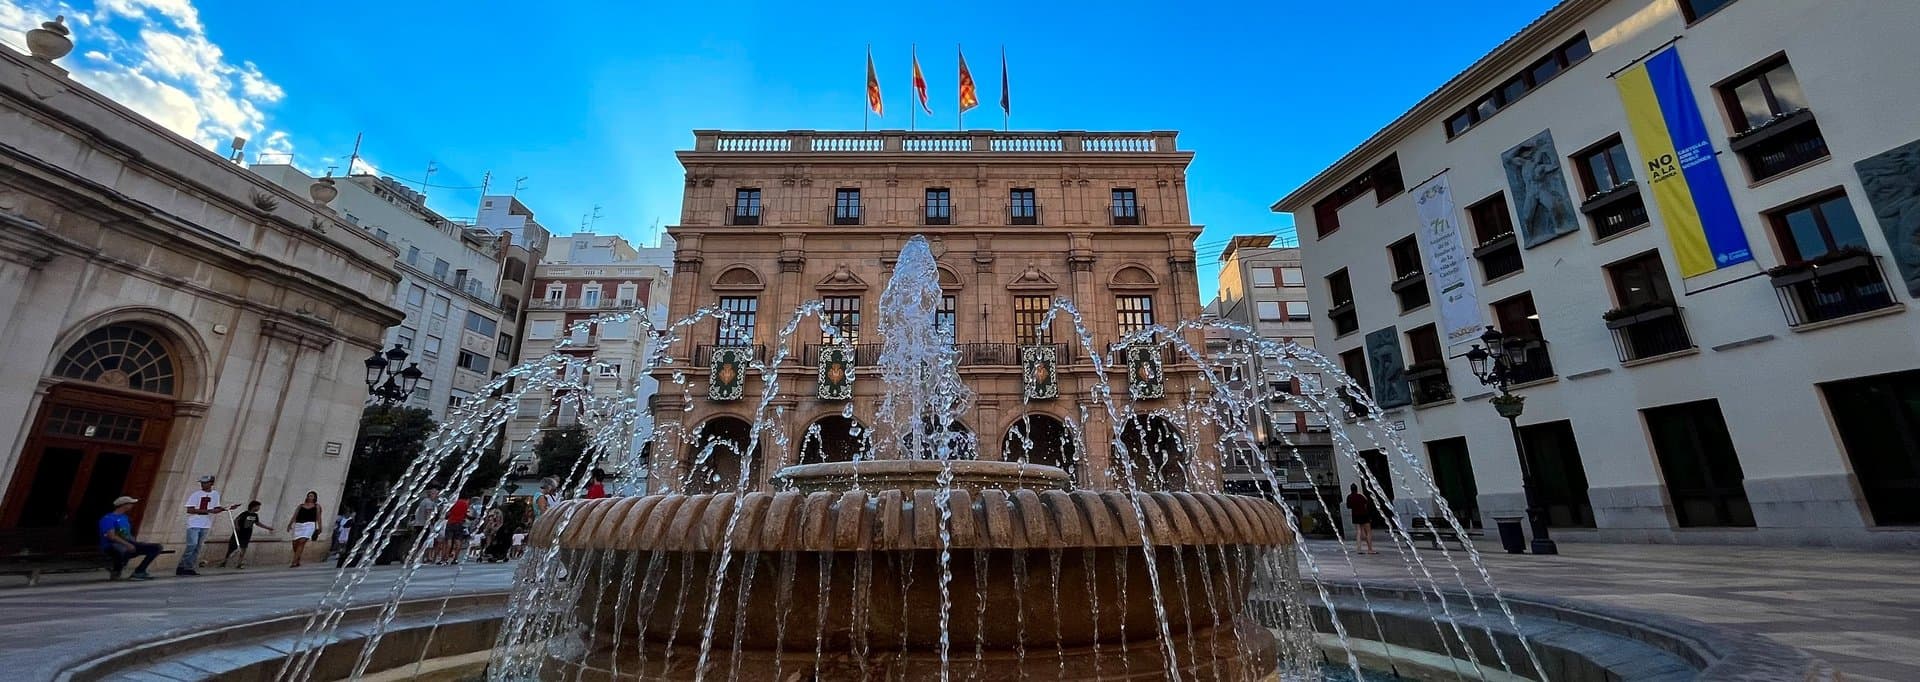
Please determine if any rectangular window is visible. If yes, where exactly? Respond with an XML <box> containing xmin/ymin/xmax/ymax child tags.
<box><xmin>1115</xmin><ymin>295</ymin><xmax>1154</xmax><ymax>336</ymax></box>
<box><xmin>1014</xmin><ymin>295</ymin><xmax>1053</xmax><ymax>346</ymax></box>
<box><xmin>406</xmin><ymin>246</ymin><xmax>419</xmax><ymax>266</ymax></box>
<box><xmin>936</xmin><ymin>295</ymin><xmax>957</xmax><ymax>340</ymax></box>
<box><xmin>1679</xmin><ymin>0</ymin><xmax>1737</xmax><ymax>22</ymax></box>
<box><xmin>1405</xmin><ymin>324</ymin><xmax>1443</xmax><ymax>364</ymax></box>
<box><xmin>1719</xmin><ymin>57</ymin><xmax>1826</xmax><ymax>181</ymax></box>
<box><xmin>1492</xmin><ymin>292</ymin><xmax>1554</xmax><ymax>382</ymax></box>
<box><xmin>528</xmin><ymin>319</ymin><xmax>557</xmax><ymax>339</ymax></box>
<box><xmin>406</xmin><ymin>285</ymin><xmax>427</xmax><ymax>307</ymax></box>
<box><xmin>1256</xmin><ymin>301</ymin><xmax>1283</xmax><ymax>321</ymax></box>
<box><xmin>1280</xmin><ymin>267</ymin><xmax>1305</xmax><ymax>287</ymax></box>
<box><xmin>581</xmin><ymin>286</ymin><xmax>602</xmax><ymax>308</ymax></box>
<box><xmin>1468</xmin><ymin>193</ymin><xmax>1523</xmax><ymax>280</ymax></box>
<box><xmin>834</xmin><ymin>188</ymin><xmax>862</xmax><ymax>225</ymax></box>
<box><xmin>1607</xmin><ymin>251</ymin><xmax>1676</xmax><ymax>309</ymax></box>
<box><xmin>457</xmin><ymin>350</ymin><xmax>490</xmax><ymax>374</ymax></box>
<box><xmin>545</xmin><ymin>284</ymin><xmax>565</xmax><ymax>302</ymax></box>
<box><xmin>423</xmin><ymin>334</ymin><xmax>443</xmax><ymax>357</ymax></box>
<box><xmin>1009</xmin><ymin>188</ymin><xmax>1037</xmax><ymax>225</ymax></box>
<box><xmin>395</xmin><ymin>328</ymin><xmax>415</xmax><ymax>351</ymax></box>
<box><xmin>448</xmin><ymin>391</ymin><xmax>468</xmax><ymax>409</ymax></box>
<box><xmin>1283</xmin><ymin>301</ymin><xmax>1310</xmax><ymax>321</ymax></box>
<box><xmin>1338</xmin><ymin>348</ymin><xmax>1371</xmax><ymax>417</ymax></box>
<box><xmin>600</xmin><ymin>362</ymin><xmax>622</xmax><ymax>378</ymax></box>
<box><xmin>732</xmin><ymin>188</ymin><xmax>761</xmax><ymax>225</ymax></box>
<box><xmin>821</xmin><ymin>296</ymin><xmax>861</xmax><ymax>345</ymax></box>
<box><xmin>1574</xmin><ymin>137</ymin><xmax>1650</xmax><ymax>240</ymax></box>
<box><xmin>1406</xmin><ymin>323</ymin><xmax>1451</xmax><ymax>405</ymax></box>
<box><xmin>1765</xmin><ymin>190</ymin><xmax>1893</xmax><ymax>326</ymax></box>
<box><xmin>454</xmin><ymin>269</ymin><xmax>469</xmax><ymax>290</ymax></box>
<box><xmin>1768</xmin><ymin>190</ymin><xmax>1868</xmax><ymax>263</ymax></box>
<box><xmin>1517</xmin><ymin>420</ymin><xmax>1595</xmax><ymax>527</ymax></box>
<box><xmin>1575</xmin><ymin>137</ymin><xmax>1636</xmax><ymax>194</ymax></box>
<box><xmin>717</xmin><ymin>297</ymin><xmax>758</xmax><ymax>346</ymax></box>
<box><xmin>464</xmin><ymin>312</ymin><xmax>497</xmax><ymax>337</ymax></box>
<box><xmin>496</xmin><ymin>333</ymin><xmax>513</xmax><ymax>362</ymax></box>
<box><xmin>1821</xmin><ymin>369</ymin><xmax>1920</xmax><ymax>525</ymax></box>
<box><xmin>1110</xmin><ymin>189</ymin><xmax>1140</xmax><ymax>225</ymax></box>
<box><xmin>1444</xmin><ymin>34</ymin><xmax>1591</xmax><ymax>138</ymax></box>
<box><xmin>924</xmin><ymin>188</ymin><xmax>952</xmax><ymax>225</ymax></box>
<box><xmin>433</xmin><ymin>259</ymin><xmax>450</xmax><ymax>280</ymax></box>
<box><xmin>1724</xmin><ymin>58</ymin><xmax>1809</xmax><ymax>131</ymax></box>
<box><xmin>1643</xmin><ymin>400</ymin><xmax>1755</xmax><ymax>527</ymax></box>
<box><xmin>1251</xmin><ymin>268</ymin><xmax>1276</xmax><ymax>288</ymax></box>
<box><xmin>433</xmin><ymin>296</ymin><xmax>451</xmax><ymax>318</ymax></box>
<box><xmin>1388</xmin><ymin>235</ymin><xmax>1429</xmax><ymax>312</ymax></box>
<box><xmin>1326</xmin><ymin>269</ymin><xmax>1357</xmax><ymax>336</ymax></box>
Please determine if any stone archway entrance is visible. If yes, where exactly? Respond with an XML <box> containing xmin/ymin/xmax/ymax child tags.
<box><xmin>686</xmin><ymin>416</ymin><xmax>760</xmax><ymax>494</ymax></box>
<box><xmin>1004</xmin><ymin>414</ymin><xmax>1078</xmax><ymax>471</ymax></box>
<box><xmin>800</xmin><ymin>415</ymin><xmax>869</xmax><ymax>464</ymax></box>
<box><xmin>1</xmin><ymin>325</ymin><xmax>181</xmax><ymax>549</ymax></box>
<box><xmin>1119</xmin><ymin>415</ymin><xmax>1189</xmax><ymax>492</ymax></box>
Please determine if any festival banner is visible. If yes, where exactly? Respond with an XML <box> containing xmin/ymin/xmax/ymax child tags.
<box><xmin>1412</xmin><ymin>173</ymin><xmax>1485</xmax><ymax>346</ymax></box>
<box><xmin>708</xmin><ymin>346</ymin><xmax>749</xmax><ymax>401</ymax></box>
<box><xmin>1021</xmin><ymin>345</ymin><xmax>1058</xmax><ymax>400</ymax></box>
<box><xmin>817</xmin><ymin>345</ymin><xmax>855</xmax><ymax>400</ymax></box>
<box><xmin>1615</xmin><ymin>48</ymin><xmax>1753</xmax><ymax>277</ymax></box>
<box><xmin>1125</xmin><ymin>345</ymin><xmax>1164</xmax><ymax>400</ymax></box>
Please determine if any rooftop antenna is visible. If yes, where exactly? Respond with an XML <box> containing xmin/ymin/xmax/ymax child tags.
<box><xmin>478</xmin><ymin>171</ymin><xmax>492</xmax><ymax>211</ymax></box>
<box><xmin>582</xmin><ymin>204</ymin><xmax>603</xmax><ymax>231</ymax></box>
<box><xmin>512</xmin><ymin>176</ymin><xmax>528</xmax><ymax>196</ymax></box>
<box><xmin>421</xmin><ymin>160</ymin><xmax>439</xmax><ymax>199</ymax></box>
<box><xmin>228</xmin><ymin>136</ymin><xmax>247</xmax><ymax>164</ymax></box>
<box><xmin>649</xmin><ymin>217</ymin><xmax>661</xmax><ymax>247</ymax></box>
<box><xmin>346</xmin><ymin>132</ymin><xmax>364</xmax><ymax>175</ymax></box>
<box><xmin>324</xmin><ymin>165</ymin><xmax>338</xmax><ymax>178</ymax></box>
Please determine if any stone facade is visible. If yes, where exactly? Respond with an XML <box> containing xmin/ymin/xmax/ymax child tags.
<box><xmin>0</xmin><ymin>43</ymin><xmax>402</xmax><ymax>565</ymax></box>
<box><xmin>652</xmin><ymin>129</ymin><xmax>1207</xmax><ymax>493</ymax></box>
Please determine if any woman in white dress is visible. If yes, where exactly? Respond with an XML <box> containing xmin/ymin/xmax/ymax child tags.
<box><xmin>286</xmin><ymin>490</ymin><xmax>322</xmax><ymax>568</ymax></box>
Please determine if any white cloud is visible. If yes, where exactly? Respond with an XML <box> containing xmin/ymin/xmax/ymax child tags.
<box><xmin>1</xmin><ymin>0</ymin><xmax>292</xmax><ymax>160</ymax></box>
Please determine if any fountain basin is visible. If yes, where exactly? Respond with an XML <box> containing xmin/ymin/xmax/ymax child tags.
<box><xmin>772</xmin><ymin>458</ymin><xmax>1072</xmax><ymax>495</ymax></box>
<box><xmin>531</xmin><ymin>462</ymin><xmax>1294</xmax><ymax>679</ymax></box>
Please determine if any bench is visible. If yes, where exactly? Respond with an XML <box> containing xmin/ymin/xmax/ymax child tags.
<box><xmin>0</xmin><ymin>528</ymin><xmax>173</xmax><ymax>586</ymax></box>
<box><xmin>1405</xmin><ymin>516</ymin><xmax>1479</xmax><ymax>551</ymax></box>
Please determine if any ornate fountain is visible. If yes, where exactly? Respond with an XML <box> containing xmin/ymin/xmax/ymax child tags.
<box><xmin>525</xmin><ymin>236</ymin><xmax>1295</xmax><ymax>680</ymax></box>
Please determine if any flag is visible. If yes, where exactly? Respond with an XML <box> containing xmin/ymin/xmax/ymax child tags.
<box><xmin>958</xmin><ymin>48</ymin><xmax>979</xmax><ymax>113</ymax></box>
<box><xmin>866</xmin><ymin>49</ymin><xmax>883</xmax><ymax>116</ymax></box>
<box><xmin>912</xmin><ymin>47</ymin><xmax>933</xmax><ymax>115</ymax></box>
<box><xmin>999</xmin><ymin>47</ymin><xmax>1010</xmax><ymax>116</ymax></box>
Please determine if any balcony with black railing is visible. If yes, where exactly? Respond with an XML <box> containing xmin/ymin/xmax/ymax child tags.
<box><xmin>1730</xmin><ymin>109</ymin><xmax>1828</xmax><ymax>182</ymax></box>
<box><xmin>828</xmin><ymin>205</ymin><xmax>862</xmax><ymax>226</ymax></box>
<box><xmin>1108</xmin><ymin>202</ymin><xmax>1144</xmax><ymax>226</ymax></box>
<box><xmin>1404</xmin><ymin>361</ymin><xmax>1454</xmax><ymax>406</ymax></box>
<box><xmin>1581</xmin><ymin>181</ymin><xmax>1649</xmax><ymax>240</ymax></box>
<box><xmin>1605</xmin><ymin>303</ymin><xmax>1694</xmax><ymax>362</ymax></box>
<box><xmin>725</xmin><ymin>210</ymin><xmax>760</xmax><ymax>226</ymax></box>
<box><xmin>1007</xmin><ymin>205</ymin><xmax>1042</xmax><ymax>226</ymax></box>
<box><xmin>1502</xmin><ymin>338</ymin><xmax>1555</xmax><ymax>384</ymax></box>
<box><xmin>693</xmin><ymin>344</ymin><xmax>768</xmax><ymax>366</ymax></box>
<box><xmin>1768</xmin><ymin>248</ymin><xmax>1899</xmax><ymax>327</ymax></box>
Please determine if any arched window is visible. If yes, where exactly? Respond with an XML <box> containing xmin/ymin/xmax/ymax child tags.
<box><xmin>1119</xmin><ymin>415</ymin><xmax>1188</xmax><ymax>492</ymax></box>
<box><xmin>800</xmin><ymin>415</ymin><xmax>870</xmax><ymax>464</ymax></box>
<box><xmin>53</xmin><ymin>325</ymin><xmax>177</xmax><ymax>395</ymax></box>
<box><xmin>1004</xmin><ymin>414</ymin><xmax>1078</xmax><ymax>472</ymax></box>
<box><xmin>687</xmin><ymin>416</ymin><xmax>760</xmax><ymax>493</ymax></box>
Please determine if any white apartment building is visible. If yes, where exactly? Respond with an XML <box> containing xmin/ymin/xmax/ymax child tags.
<box><xmin>506</xmin><ymin>233</ymin><xmax>672</xmax><ymax>486</ymax></box>
<box><xmin>474</xmin><ymin>194</ymin><xmax>554</xmax><ymax>380</ymax></box>
<box><xmin>254</xmin><ymin>165</ymin><xmax>510</xmax><ymax>421</ymax></box>
<box><xmin>1273</xmin><ymin>0</ymin><xmax>1920</xmax><ymax>548</ymax></box>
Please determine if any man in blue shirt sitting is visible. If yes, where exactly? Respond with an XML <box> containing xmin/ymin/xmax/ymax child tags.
<box><xmin>101</xmin><ymin>496</ymin><xmax>161</xmax><ymax>581</ymax></box>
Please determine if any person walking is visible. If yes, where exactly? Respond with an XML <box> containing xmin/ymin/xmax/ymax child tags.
<box><xmin>181</xmin><ymin>474</ymin><xmax>238</xmax><ymax>576</ymax></box>
<box><xmin>101</xmin><ymin>496</ymin><xmax>162</xmax><ymax>581</ymax></box>
<box><xmin>409</xmin><ymin>488</ymin><xmax>441</xmax><ymax>562</ymax></box>
<box><xmin>533</xmin><ymin>478</ymin><xmax>560</xmax><ymax>519</ymax></box>
<box><xmin>335</xmin><ymin>506</ymin><xmax>364</xmax><ymax>569</ymax></box>
<box><xmin>585</xmin><ymin>468</ymin><xmax>608</xmax><ymax>499</ymax></box>
<box><xmin>219</xmin><ymin>501</ymin><xmax>273</xmax><ymax>569</ymax></box>
<box><xmin>286</xmin><ymin>491</ymin><xmax>322</xmax><ymax>568</ymax></box>
<box><xmin>328</xmin><ymin>508</ymin><xmax>355</xmax><ymax>564</ymax></box>
<box><xmin>1346</xmin><ymin>483</ymin><xmax>1378</xmax><ymax>555</ymax></box>
<box><xmin>479</xmin><ymin>507</ymin><xmax>509</xmax><ymax>562</ymax></box>
<box><xmin>437</xmin><ymin>495</ymin><xmax>471</xmax><ymax>565</ymax></box>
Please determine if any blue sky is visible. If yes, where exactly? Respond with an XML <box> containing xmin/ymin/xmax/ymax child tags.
<box><xmin>2</xmin><ymin>0</ymin><xmax>1558</xmax><ymax>296</ymax></box>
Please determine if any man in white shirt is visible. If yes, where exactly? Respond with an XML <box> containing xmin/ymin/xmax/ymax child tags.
<box><xmin>181</xmin><ymin>474</ymin><xmax>237</xmax><ymax>576</ymax></box>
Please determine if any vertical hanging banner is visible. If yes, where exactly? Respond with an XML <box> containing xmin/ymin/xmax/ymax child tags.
<box><xmin>709</xmin><ymin>346</ymin><xmax>748</xmax><ymax>401</ymax></box>
<box><xmin>1615</xmin><ymin>48</ymin><xmax>1753</xmax><ymax>277</ymax></box>
<box><xmin>1126</xmin><ymin>345</ymin><xmax>1164</xmax><ymax>400</ymax></box>
<box><xmin>1413</xmin><ymin>173</ymin><xmax>1485</xmax><ymax>346</ymax></box>
<box><xmin>1021</xmin><ymin>345</ymin><xmax>1058</xmax><ymax>400</ymax></box>
<box><xmin>817</xmin><ymin>345</ymin><xmax>855</xmax><ymax>400</ymax></box>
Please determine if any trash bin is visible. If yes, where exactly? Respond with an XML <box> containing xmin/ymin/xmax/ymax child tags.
<box><xmin>1493</xmin><ymin>515</ymin><xmax>1526</xmax><ymax>554</ymax></box>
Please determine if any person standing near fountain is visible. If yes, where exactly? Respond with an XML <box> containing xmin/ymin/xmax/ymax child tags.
<box><xmin>218</xmin><ymin>501</ymin><xmax>272</xmax><ymax>569</ymax></box>
<box><xmin>408</xmin><ymin>487</ymin><xmax>441</xmax><ymax>561</ymax></box>
<box><xmin>180</xmin><ymin>475</ymin><xmax>238</xmax><ymax>576</ymax></box>
<box><xmin>1347</xmin><ymin>483</ymin><xmax>1379</xmax><ymax>554</ymax></box>
<box><xmin>286</xmin><ymin>491</ymin><xmax>322</xmax><ymax>568</ymax></box>
<box><xmin>100</xmin><ymin>496</ymin><xmax>161</xmax><ymax>581</ymax></box>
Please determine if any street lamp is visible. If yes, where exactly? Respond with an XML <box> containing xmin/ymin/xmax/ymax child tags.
<box><xmin>1463</xmin><ymin>325</ymin><xmax>1557</xmax><ymax>556</ymax></box>
<box><xmin>364</xmin><ymin>344</ymin><xmax>423</xmax><ymax>406</ymax></box>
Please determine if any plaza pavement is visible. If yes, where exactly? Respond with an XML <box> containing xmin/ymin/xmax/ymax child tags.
<box><xmin>1303</xmin><ymin>539</ymin><xmax>1920</xmax><ymax>681</ymax></box>
<box><xmin>0</xmin><ymin>562</ymin><xmax>515</xmax><ymax>681</ymax></box>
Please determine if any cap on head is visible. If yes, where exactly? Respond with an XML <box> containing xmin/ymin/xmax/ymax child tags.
<box><xmin>198</xmin><ymin>475</ymin><xmax>216</xmax><ymax>484</ymax></box>
<box><xmin>113</xmin><ymin>495</ymin><xmax>139</xmax><ymax>507</ymax></box>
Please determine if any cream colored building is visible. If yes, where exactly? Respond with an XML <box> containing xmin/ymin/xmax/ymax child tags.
<box><xmin>0</xmin><ymin>37</ymin><xmax>401</xmax><ymax>564</ymax></box>
<box><xmin>1273</xmin><ymin>0</ymin><xmax>1920</xmax><ymax>547</ymax></box>
<box><xmin>654</xmin><ymin>129</ymin><xmax>1208</xmax><ymax>493</ymax></box>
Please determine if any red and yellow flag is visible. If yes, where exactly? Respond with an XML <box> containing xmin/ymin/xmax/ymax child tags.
<box><xmin>912</xmin><ymin>47</ymin><xmax>933</xmax><ymax>115</ymax></box>
<box><xmin>957</xmin><ymin>48</ymin><xmax>979</xmax><ymax>113</ymax></box>
<box><xmin>866</xmin><ymin>49</ymin><xmax>883</xmax><ymax>116</ymax></box>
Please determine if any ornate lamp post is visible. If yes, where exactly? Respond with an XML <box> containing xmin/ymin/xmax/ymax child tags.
<box><xmin>1463</xmin><ymin>326</ymin><xmax>1557</xmax><ymax>555</ymax></box>
<box><xmin>364</xmin><ymin>344</ymin><xmax>424</xmax><ymax>407</ymax></box>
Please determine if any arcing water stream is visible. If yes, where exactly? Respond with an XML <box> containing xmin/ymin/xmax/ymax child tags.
<box><xmin>277</xmin><ymin>235</ymin><xmax>1543</xmax><ymax>681</ymax></box>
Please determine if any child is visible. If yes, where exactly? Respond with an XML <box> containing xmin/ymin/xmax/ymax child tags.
<box><xmin>219</xmin><ymin>501</ymin><xmax>274</xmax><ymax>569</ymax></box>
<box><xmin>329</xmin><ymin>508</ymin><xmax>356</xmax><ymax>563</ymax></box>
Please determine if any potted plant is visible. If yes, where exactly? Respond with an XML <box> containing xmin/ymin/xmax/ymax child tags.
<box><xmin>1490</xmin><ymin>392</ymin><xmax>1525</xmax><ymax>419</ymax></box>
<box><xmin>1766</xmin><ymin>245</ymin><xmax>1874</xmax><ymax>284</ymax></box>
<box><xmin>1601</xmin><ymin>300</ymin><xmax>1678</xmax><ymax>329</ymax></box>
<box><xmin>1404</xmin><ymin>359</ymin><xmax>1447</xmax><ymax>378</ymax></box>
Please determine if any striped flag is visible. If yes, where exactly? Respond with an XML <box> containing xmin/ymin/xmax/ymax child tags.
<box><xmin>958</xmin><ymin>47</ymin><xmax>979</xmax><ymax>113</ymax></box>
<box><xmin>912</xmin><ymin>47</ymin><xmax>933</xmax><ymax>115</ymax></box>
<box><xmin>866</xmin><ymin>49</ymin><xmax>883</xmax><ymax>116</ymax></box>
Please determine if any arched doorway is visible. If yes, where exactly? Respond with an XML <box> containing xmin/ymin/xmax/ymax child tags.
<box><xmin>2</xmin><ymin>325</ymin><xmax>182</xmax><ymax>548</ymax></box>
<box><xmin>685</xmin><ymin>416</ymin><xmax>760</xmax><ymax>494</ymax></box>
<box><xmin>1004</xmin><ymin>414</ymin><xmax>1079</xmax><ymax>473</ymax></box>
<box><xmin>800</xmin><ymin>415</ymin><xmax>869</xmax><ymax>464</ymax></box>
<box><xmin>1119</xmin><ymin>415</ymin><xmax>1188</xmax><ymax>491</ymax></box>
<box><xmin>900</xmin><ymin>419</ymin><xmax>977</xmax><ymax>460</ymax></box>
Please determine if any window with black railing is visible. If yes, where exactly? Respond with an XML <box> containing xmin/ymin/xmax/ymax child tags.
<box><xmin>1110</xmin><ymin>188</ymin><xmax>1140</xmax><ymax>225</ymax></box>
<box><xmin>821</xmin><ymin>295</ymin><xmax>861</xmax><ymax>345</ymax></box>
<box><xmin>1468</xmin><ymin>193</ymin><xmax>1523</xmax><ymax>280</ymax></box>
<box><xmin>1116</xmin><ymin>295</ymin><xmax>1155</xmax><ymax>337</ymax></box>
<box><xmin>1326</xmin><ymin>269</ymin><xmax>1357</xmax><ymax>336</ymax></box>
<box><xmin>833</xmin><ymin>188</ymin><xmax>862</xmax><ymax>225</ymax></box>
<box><xmin>1404</xmin><ymin>324</ymin><xmax>1452</xmax><ymax>405</ymax></box>
<box><xmin>1338</xmin><ymin>348</ymin><xmax>1372</xmax><ymax>418</ymax></box>
<box><xmin>1493</xmin><ymin>292</ymin><xmax>1555</xmax><ymax>382</ymax></box>
<box><xmin>1573</xmin><ymin>136</ymin><xmax>1648</xmax><ymax>240</ymax></box>
<box><xmin>1014</xmin><ymin>295</ymin><xmax>1053</xmax><ymax>346</ymax></box>
<box><xmin>1605</xmin><ymin>252</ymin><xmax>1693</xmax><ymax>361</ymax></box>
<box><xmin>716</xmin><ymin>296</ymin><xmax>758</xmax><ymax>346</ymax></box>
<box><xmin>924</xmin><ymin>188</ymin><xmax>952</xmax><ymax>225</ymax></box>
<box><xmin>1765</xmin><ymin>190</ymin><xmax>1896</xmax><ymax>326</ymax></box>
<box><xmin>1009</xmin><ymin>188</ymin><xmax>1037</xmax><ymax>225</ymax></box>
<box><xmin>731</xmin><ymin>188</ymin><xmax>761</xmax><ymax>225</ymax></box>
<box><xmin>936</xmin><ymin>295</ymin><xmax>956</xmax><ymax>341</ymax></box>
<box><xmin>1387</xmin><ymin>235</ymin><xmax>1429</xmax><ymax>311</ymax></box>
<box><xmin>1720</xmin><ymin>58</ymin><xmax>1826</xmax><ymax>182</ymax></box>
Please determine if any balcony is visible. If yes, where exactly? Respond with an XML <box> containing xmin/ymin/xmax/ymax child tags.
<box><xmin>529</xmin><ymin>298</ymin><xmax>642</xmax><ymax>311</ymax></box>
<box><xmin>1503</xmin><ymin>338</ymin><xmax>1555</xmax><ymax>384</ymax></box>
<box><xmin>1404</xmin><ymin>361</ymin><xmax>1453</xmax><ymax>406</ymax></box>
<box><xmin>691</xmin><ymin>130</ymin><xmax>1179</xmax><ymax>155</ymax></box>
<box><xmin>1581</xmin><ymin>181</ymin><xmax>1649</xmax><ymax>240</ymax></box>
<box><xmin>919</xmin><ymin>204</ymin><xmax>952</xmax><ymax>226</ymax></box>
<box><xmin>828</xmin><ymin>206</ymin><xmax>862</xmax><ymax>226</ymax></box>
<box><xmin>1768</xmin><ymin>249</ymin><xmax>1899</xmax><ymax>327</ymax></box>
<box><xmin>693</xmin><ymin>344</ymin><xmax>768</xmax><ymax>366</ymax></box>
<box><xmin>1108</xmin><ymin>202</ymin><xmax>1144</xmax><ymax>226</ymax></box>
<box><xmin>1390</xmin><ymin>270</ymin><xmax>1429</xmax><ymax>311</ymax></box>
<box><xmin>955</xmin><ymin>342</ymin><xmax>1070</xmax><ymax>367</ymax></box>
<box><xmin>724</xmin><ymin>211</ymin><xmax>760</xmax><ymax>226</ymax></box>
<box><xmin>1007</xmin><ymin>205</ymin><xmax>1042</xmax><ymax>226</ymax></box>
<box><xmin>1729</xmin><ymin>109</ymin><xmax>1828</xmax><ymax>182</ymax></box>
<box><xmin>1473</xmin><ymin>233</ymin><xmax>1523</xmax><ymax>280</ymax></box>
<box><xmin>1604</xmin><ymin>303</ymin><xmax>1694</xmax><ymax>362</ymax></box>
<box><xmin>803</xmin><ymin>343</ymin><xmax>883</xmax><ymax>366</ymax></box>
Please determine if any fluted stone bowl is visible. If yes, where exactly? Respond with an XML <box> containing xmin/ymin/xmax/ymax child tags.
<box><xmin>530</xmin><ymin>461</ymin><xmax>1291</xmax><ymax>680</ymax></box>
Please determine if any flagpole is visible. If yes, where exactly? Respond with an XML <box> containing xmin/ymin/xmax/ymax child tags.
<box><xmin>910</xmin><ymin>44</ymin><xmax>917</xmax><ymax>132</ymax></box>
<box><xmin>956</xmin><ymin>44</ymin><xmax>964</xmax><ymax>131</ymax></box>
<box><xmin>864</xmin><ymin>45</ymin><xmax>870</xmax><ymax>132</ymax></box>
<box><xmin>1002</xmin><ymin>45</ymin><xmax>1010</xmax><ymax>132</ymax></box>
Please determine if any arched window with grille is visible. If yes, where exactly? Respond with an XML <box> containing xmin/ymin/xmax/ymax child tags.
<box><xmin>52</xmin><ymin>325</ymin><xmax>177</xmax><ymax>396</ymax></box>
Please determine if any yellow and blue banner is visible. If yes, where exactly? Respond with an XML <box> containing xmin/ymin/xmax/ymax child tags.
<box><xmin>1615</xmin><ymin>48</ymin><xmax>1752</xmax><ymax>277</ymax></box>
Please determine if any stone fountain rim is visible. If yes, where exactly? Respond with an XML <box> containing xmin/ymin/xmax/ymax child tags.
<box><xmin>773</xmin><ymin>458</ymin><xmax>1073</xmax><ymax>483</ymax></box>
<box><xmin>532</xmin><ymin>489</ymin><xmax>1291</xmax><ymax>553</ymax></box>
